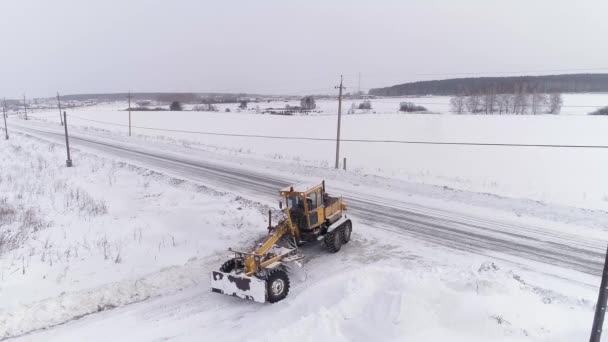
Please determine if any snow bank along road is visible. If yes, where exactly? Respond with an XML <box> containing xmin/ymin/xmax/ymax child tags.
<box><xmin>11</xmin><ymin>122</ymin><xmax>606</xmax><ymax>278</ymax></box>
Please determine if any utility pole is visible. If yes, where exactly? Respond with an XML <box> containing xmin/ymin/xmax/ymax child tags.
<box><xmin>63</xmin><ymin>111</ymin><xmax>72</xmax><ymax>167</ymax></box>
<box><xmin>128</xmin><ymin>91</ymin><xmax>132</xmax><ymax>136</ymax></box>
<box><xmin>23</xmin><ymin>95</ymin><xmax>28</xmax><ymax>120</ymax></box>
<box><xmin>590</xmin><ymin>244</ymin><xmax>608</xmax><ymax>342</ymax></box>
<box><xmin>334</xmin><ymin>75</ymin><xmax>345</xmax><ymax>169</ymax></box>
<box><xmin>358</xmin><ymin>72</ymin><xmax>361</xmax><ymax>96</ymax></box>
<box><xmin>57</xmin><ymin>92</ymin><xmax>64</xmax><ymax>126</ymax></box>
<box><xmin>2</xmin><ymin>98</ymin><xmax>8</xmax><ymax>140</ymax></box>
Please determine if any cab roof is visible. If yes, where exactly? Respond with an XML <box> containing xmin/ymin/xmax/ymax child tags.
<box><xmin>280</xmin><ymin>182</ymin><xmax>323</xmax><ymax>194</ymax></box>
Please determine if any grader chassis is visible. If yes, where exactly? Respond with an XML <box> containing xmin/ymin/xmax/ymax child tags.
<box><xmin>211</xmin><ymin>181</ymin><xmax>352</xmax><ymax>303</ymax></box>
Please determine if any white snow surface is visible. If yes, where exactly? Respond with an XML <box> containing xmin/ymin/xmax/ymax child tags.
<box><xmin>0</xmin><ymin>134</ymin><xmax>267</xmax><ymax>338</ymax></box>
<box><xmin>21</xmin><ymin>93</ymin><xmax>608</xmax><ymax>211</ymax></box>
<box><xmin>2</xmin><ymin>104</ymin><xmax>608</xmax><ymax>340</ymax></box>
<box><xmin>13</xmin><ymin>262</ymin><xmax>598</xmax><ymax>342</ymax></box>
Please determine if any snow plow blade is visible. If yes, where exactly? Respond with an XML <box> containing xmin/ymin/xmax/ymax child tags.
<box><xmin>210</xmin><ymin>271</ymin><xmax>266</xmax><ymax>303</ymax></box>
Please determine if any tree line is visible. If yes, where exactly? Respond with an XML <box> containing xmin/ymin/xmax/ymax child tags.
<box><xmin>370</xmin><ymin>74</ymin><xmax>608</xmax><ymax>96</ymax></box>
<box><xmin>449</xmin><ymin>85</ymin><xmax>563</xmax><ymax>115</ymax></box>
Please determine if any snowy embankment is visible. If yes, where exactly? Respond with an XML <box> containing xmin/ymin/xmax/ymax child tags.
<box><xmin>247</xmin><ymin>263</ymin><xmax>592</xmax><ymax>342</ymax></box>
<box><xmin>24</xmin><ymin>93</ymin><xmax>608</xmax><ymax>211</ymax></box>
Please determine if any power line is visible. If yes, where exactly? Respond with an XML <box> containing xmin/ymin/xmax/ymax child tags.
<box><xmin>65</xmin><ymin>114</ymin><xmax>608</xmax><ymax>149</ymax></box>
<box><xmin>28</xmin><ymin>115</ymin><xmax>63</xmax><ymax>119</ymax></box>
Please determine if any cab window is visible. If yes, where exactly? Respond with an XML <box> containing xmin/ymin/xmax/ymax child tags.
<box><xmin>287</xmin><ymin>194</ymin><xmax>303</xmax><ymax>210</ymax></box>
<box><xmin>307</xmin><ymin>192</ymin><xmax>317</xmax><ymax>210</ymax></box>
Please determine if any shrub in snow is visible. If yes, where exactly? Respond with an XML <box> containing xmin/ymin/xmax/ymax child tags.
<box><xmin>358</xmin><ymin>100</ymin><xmax>372</xmax><ymax>110</ymax></box>
<box><xmin>399</xmin><ymin>102</ymin><xmax>428</xmax><ymax>113</ymax></box>
<box><xmin>136</xmin><ymin>100</ymin><xmax>152</xmax><ymax>107</ymax></box>
<box><xmin>0</xmin><ymin>197</ymin><xmax>16</xmax><ymax>226</ymax></box>
<box><xmin>348</xmin><ymin>103</ymin><xmax>357</xmax><ymax>114</ymax></box>
<box><xmin>193</xmin><ymin>104</ymin><xmax>218</xmax><ymax>112</ymax></box>
<box><xmin>590</xmin><ymin>106</ymin><xmax>608</xmax><ymax>115</ymax></box>
<box><xmin>300</xmin><ymin>96</ymin><xmax>316</xmax><ymax>110</ymax></box>
<box><xmin>169</xmin><ymin>101</ymin><xmax>183</xmax><ymax>111</ymax></box>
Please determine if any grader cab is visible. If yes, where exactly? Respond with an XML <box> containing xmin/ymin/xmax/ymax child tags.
<box><xmin>210</xmin><ymin>181</ymin><xmax>352</xmax><ymax>303</ymax></box>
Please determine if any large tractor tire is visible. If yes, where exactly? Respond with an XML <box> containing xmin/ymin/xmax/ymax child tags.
<box><xmin>324</xmin><ymin>228</ymin><xmax>343</xmax><ymax>253</ymax></box>
<box><xmin>265</xmin><ymin>269</ymin><xmax>290</xmax><ymax>303</ymax></box>
<box><xmin>219</xmin><ymin>258</ymin><xmax>243</xmax><ymax>273</ymax></box>
<box><xmin>341</xmin><ymin>220</ymin><xmax>352</xmax><ymax>244</ymax></box>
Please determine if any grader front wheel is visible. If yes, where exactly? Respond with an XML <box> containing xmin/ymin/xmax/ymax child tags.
<box><xmin>219</xmin><ymin>258</ymin><xmax>243</xmax><ymax>273</ymax></box>
<box><xmin>265</xmin><ymin>269</ymin><xmax>290</xmax><ymax>303</ymax></box>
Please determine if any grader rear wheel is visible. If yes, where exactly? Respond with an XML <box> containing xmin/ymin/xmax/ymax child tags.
<box><xmin>341</xmin><ymin>220</ymin><xmax>352</xmax><ymax>244</ymax></box>
<box><xmin>324</xmin><ymin>228</ymin><xmax>343</xmax><ymax>253</ymax></box>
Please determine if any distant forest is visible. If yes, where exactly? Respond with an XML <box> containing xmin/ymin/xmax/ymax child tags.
<box><xmin>59</xmin><ymin>92</ymin><xmax>255</xmax><ymax>103</ymax></box>
<box><xmin>369</xmin><ymin>74</ymin><xmax>608</xmax><ymax>96</ymax></box>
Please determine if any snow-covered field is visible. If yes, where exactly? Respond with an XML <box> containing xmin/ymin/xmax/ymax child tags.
<box><xmin>22</xmin><ymin>93</ymin><xmax>608</xmax><ymax>211</ymax></box>
<box><xmin>2</xmin><ymin>108</ymin><xmax>608</xmax><ymax>341</ymax></box>
<box><xmin>0</xmin><ymin>132</ymin><xmax>605</xmax><ymax>341</ymax></box>
<box><xmin>0</xmin><ymin>134</ymin><xmax>269</xmax><ymax>338</ymax></box>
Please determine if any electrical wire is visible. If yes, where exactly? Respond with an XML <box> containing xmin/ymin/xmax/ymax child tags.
<box><xmin>66</xmin><ymin>114</ymin><xmax>608</xmax><ymax>149</ymax></box>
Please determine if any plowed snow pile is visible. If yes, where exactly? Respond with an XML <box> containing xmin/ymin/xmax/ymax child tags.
<box><xmin>12</xmin><ymin>260</ymin><xmax>597</xmax><ymax>342</ymax></box>
<box><xmin>247</xmin><ymin>263</ymin><xmax>591</xmax><ymax>342</ymax></box>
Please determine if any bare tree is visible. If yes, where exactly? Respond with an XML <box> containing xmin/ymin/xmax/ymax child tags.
<box><xmin>300</xmin><ymin>96</ymin><xmax>316</xmax><ymax>110</ymax></box>
<box><xmin>347</xmin><ymin>102</ymin><xmax>357</xmax><ymax>114</ymax></box>
<box><xmin>548</xmin><ymin>93</ymin><xmax>563</xmax><ymax>114</ymax></box>
<box><xmin>450</xmin><ymin>95</ymin><xmax>466</xmax><ymax>114</ymax></box>
<box><xmin>531</xmin><ymin>92</ymin><xmax>548</xmax><ymax>114</ymax></box>
<box><xmin>465</xmin><ymin>94</ymin><xmax>482</xmax><ymax>114</ymax></box>
<box><xmin>482</xmin><ymin>90</ymin><xmax>497</xmax><ymax>114</ymax></box>
<box><xmin>512</xmin><ymin>83</ymin><xmax>529</xmax><ymax>114</ymax></box>
<box><xmin>496</xmin><ymin>94</ymin><xmax>512</xmax><ymax>114</ymax></box>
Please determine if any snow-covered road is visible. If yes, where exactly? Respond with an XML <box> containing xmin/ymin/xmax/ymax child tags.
<box><xmin>11</xmin><ymin>122</ymin><xmax>606</xmax><ymax>278</ymax></box>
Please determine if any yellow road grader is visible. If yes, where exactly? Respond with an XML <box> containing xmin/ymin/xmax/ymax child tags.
<box><xmin>211</xmin><ymin>181</ymin><xmax>351</xmax><ymax>303</ymax></box>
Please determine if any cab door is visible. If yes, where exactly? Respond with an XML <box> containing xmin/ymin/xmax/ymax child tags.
<box><xmin>306</xmin><ymin>189</ymin><xmax>321</xmax><ymax>228</ymax></box>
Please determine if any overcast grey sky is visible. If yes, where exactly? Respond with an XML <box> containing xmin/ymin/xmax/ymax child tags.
<box><xmin>1</xmin><ymin>0</ymin><xmax>607</xmax><ymax>98</ymax></box>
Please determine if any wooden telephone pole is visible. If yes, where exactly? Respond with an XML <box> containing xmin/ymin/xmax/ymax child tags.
<box><xmin>334</xmin><ymin>75</ymin><xmax>345</xmax><ymax>169</ymax></box>
<box><xmin>2</xmin><ymin>98</ymin><xmax>8</xmax><ymax>140</ymax></box>
<box><xmin>23</xmin><ymin>95</ymin><xmax>28</xmax><ymax>120</ymax></box>
<box><xmin>57</xmin><ymin>92</ymin><xmax>64</xmax><ymax>126</ymax></box>
<box><xmin>128</xmin><ymin>92</ymin><xmax>132</xmax><ymax>136</ymax></box>
<box><xmin>590</xmin><ymin>244</ymin><xmax>608</xmax><ymax>342</ymax></box>
<box><xmin>63</xmin><ymin>111</ymin><xmax>72</xmax><ymax>167</ymax></box>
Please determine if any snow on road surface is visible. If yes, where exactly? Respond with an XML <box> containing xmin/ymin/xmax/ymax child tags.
<box><xmin>1</xmin><ymin>111</ymin><xmax>608</xmax><ymax>341</ymax></box>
